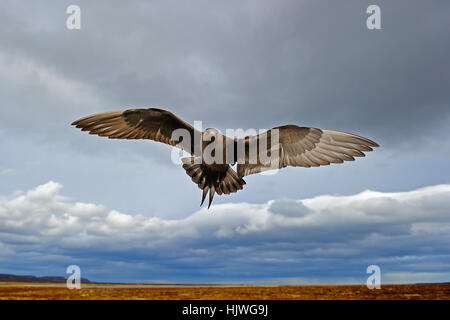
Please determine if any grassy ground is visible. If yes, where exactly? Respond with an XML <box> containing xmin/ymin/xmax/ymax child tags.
<box><xmin>0</xmin><ymin>283</ymin><xmax>448</xmax><ymax>300</ymax></box>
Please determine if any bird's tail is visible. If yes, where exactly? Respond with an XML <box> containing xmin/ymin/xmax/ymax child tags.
<box><xmin>182</xmin><ymin>157</ymin><xmax>246</xmax><ymax>209</ymax></box>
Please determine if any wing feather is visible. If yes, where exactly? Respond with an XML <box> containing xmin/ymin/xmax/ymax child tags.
<box><xmin>72</xmin><ymin>108</ymin><xmax>199</xmax><ymax>154</ymax></box>
<box><xmin>237</xmin><ymin>125</ymin><xmax>378</xmax><ymax>177</ymax></box>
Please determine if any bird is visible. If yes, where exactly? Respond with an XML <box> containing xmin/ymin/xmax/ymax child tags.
<box><xmin>71</xmin><ymin>108</ymin><xmax>379</xmax><ymax>209</ymax></box>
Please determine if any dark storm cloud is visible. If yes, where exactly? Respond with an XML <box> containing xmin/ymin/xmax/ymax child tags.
<box><xmin>0</xmin><ymin>0</ymin><xmax>449</xmax><ymax>147</ymax></box>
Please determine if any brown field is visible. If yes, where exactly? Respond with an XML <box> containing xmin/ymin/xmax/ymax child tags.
<box><xmin>0</xmin><ymin>283</ymin><xmax>448</xmax><ymax>300</ymax></box>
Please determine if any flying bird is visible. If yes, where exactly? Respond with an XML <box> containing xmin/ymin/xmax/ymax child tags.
<box><xmin>71</xmin><ymin>108</ymin><xmax>379</xmax><ymax>208</ymax></box>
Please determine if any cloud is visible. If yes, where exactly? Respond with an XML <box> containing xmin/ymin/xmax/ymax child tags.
<box><xmin>1</xmin><ymin>0</ymin><xmax>450</xmax><ymax>146</ymax></box>
<box><xmin>0</xmin><ymin>181</ymin><xmax>449</xmax><ymax>283</ymax></box>
<box><xmin>1</xmin><ymin>0</ymin><xmax>450</xmax><ymax>219</ymax></box>
<box><xmin>0</xmin><ymin>168</ymin><xmax>14</xmax><ymax>176</ymax></box>
<box><xmin>0</xmin><ymin>49</ymin><xmax>104</xmax><ymax>141</ymax></box>
<box><xmin>0</xmin><ymin>0</ymin><xmax>450</xmax><ymax>284</ymax></box>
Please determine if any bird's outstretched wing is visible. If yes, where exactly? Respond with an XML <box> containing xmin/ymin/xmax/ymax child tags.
<box><xmin>236</xmin><ymin>125</ymin><xmax>379</xmax><ymax>177</ymax></box>
<box><xmin>72</xmin><ymin>108</ymin><xmax>200</xmax><ymax>154</ymax></box>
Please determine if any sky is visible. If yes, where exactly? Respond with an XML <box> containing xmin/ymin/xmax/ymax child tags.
<box><xmin>0</xmin><ymin>0</ymin><xmax>449</xmax><ymax>284</ymax></box>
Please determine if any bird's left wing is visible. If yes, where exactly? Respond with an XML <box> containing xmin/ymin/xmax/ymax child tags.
<box><xmin>72</xmin><ymin>108</ymin><xmax>200</xmax><ymax>154</ymax></box>
<box><xmin>236</xmin><ymin>125</ymin><xmax>379</xmax><ymax>177</ymax></box>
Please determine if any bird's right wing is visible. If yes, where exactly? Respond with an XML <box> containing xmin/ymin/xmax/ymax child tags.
<box><xmin>72</xmin><ymin>108</ymin><xmax>201</xmax><ymax>155</ymax></box>
<box><xmin>236</xmin><ymin>125</ymin><xmax>379</xmax><ymax>177</ymax></box>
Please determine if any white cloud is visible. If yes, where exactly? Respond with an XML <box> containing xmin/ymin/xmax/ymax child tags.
<box><xmin>0</xmin><ymin>181</ymin><xmax>449</xmax><ymax>284</ymax></box>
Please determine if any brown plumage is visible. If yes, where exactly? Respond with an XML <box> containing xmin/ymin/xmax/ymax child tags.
<box><xmin>72</xmin><ymin>108</ymin><xmax>379</xmax><ymax>208</ymax></box>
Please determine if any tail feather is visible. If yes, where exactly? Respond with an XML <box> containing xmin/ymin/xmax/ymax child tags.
<box><xmin>182</xmin><ymin>157</ymin><xmax>246</xmax><ymax>209</ymax></box>
<box><xmin>208</xmin><ymin>185</ymin><xmax>215</xmax><ymax>209</ymax></box>
<box><xmin>201</xmin><ymin>186</ymin><xmax>209</xmax><ymax>206</ymax></box>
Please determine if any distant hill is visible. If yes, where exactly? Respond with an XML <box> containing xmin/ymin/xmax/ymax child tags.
<box><xmin>0</xmin><ymin>273</ymin><xmax>91</xmax><ymax>283</ymax></box>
